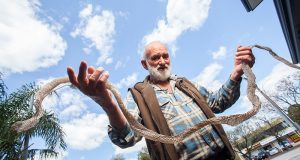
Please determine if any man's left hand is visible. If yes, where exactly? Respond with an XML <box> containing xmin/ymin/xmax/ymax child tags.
<box><xmin>230</xmin><ymin>45</ymin><xmax>255</xmax><ymax>81</ymax></box>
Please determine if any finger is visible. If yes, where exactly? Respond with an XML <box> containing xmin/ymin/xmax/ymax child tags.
<box><xmin>237</xmin><ymin>46</ymin><xmax>252</xmax><ymax>52</ymax></box>
<box><xmin>88</xmin><ymin>66</ymin><xmax>96</xmax><ymax>75</ymax></box>
<box><xmin>236</xmin><ymin>54</ymin><xmax>253</xmax><ymax>60</ymax></box>
<box><xmin>236</xmin><ymin>55</ymin><xmax>255</xmax><ymax>64</ymax></box>
<box><xmin>77</xmin><ymin>61</ymin><xmax>88</xmax><ymax>86</ymax></box>
<box><xmin>236</xmin><ymin>50</ymin><xmax>253</xmax><ymax>56</ymax></box>
<box><xmin>89</xmin><ymin>67</ymin><xmax>104</xmax><ymax>80</ymax></box>
<box><xmin>89</xmin><ymin>67</ymin><xmax>104</xmax><ymax>88</ymax></box>
<box><xmin>99</xmin><ymin>71</ymin><xmax>109</xmax><ymax>82</ymax></box>
<box><xmin>236</xmin><ymin>49</ymin><xmax>254</xmax><ymax>63</ymax></box>
<box><xmin>67</xmin><ymin>67</ymin><xmax>79</xmax><ymax>87</ymax></box>
<box><xmin>96</xmin><ymin>71</ymin><xmax>109</xmax><ymax>89</ymax></box>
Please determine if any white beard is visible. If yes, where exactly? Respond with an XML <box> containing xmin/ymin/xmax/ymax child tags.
<box><xmin>146</xmin><ymin>62</ymin><xmax>172</xmax><ymax>82</ymax></box>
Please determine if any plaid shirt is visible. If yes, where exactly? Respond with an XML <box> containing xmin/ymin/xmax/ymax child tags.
<box><xmin>108</xmin><ymin>75</ymin><xmax>241</xmax><ymax>159</ymax></box>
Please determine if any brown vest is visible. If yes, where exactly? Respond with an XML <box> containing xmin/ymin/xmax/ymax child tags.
<box><xmin>129</xmin><ymin>76</ymin><xmax>235</xmax><ymax>160</ymax></box>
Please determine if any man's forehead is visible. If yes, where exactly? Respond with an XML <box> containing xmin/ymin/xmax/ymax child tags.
<box><xmin>145</xmin><ymin>41</ymin><xmax>168</xmax><ymax>55</ymax></box>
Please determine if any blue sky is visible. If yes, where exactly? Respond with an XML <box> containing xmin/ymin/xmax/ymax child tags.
<box><xmin>1</xmin><ymin>0</ymin><xmax>299</xmax><ymax>159</ymax></box>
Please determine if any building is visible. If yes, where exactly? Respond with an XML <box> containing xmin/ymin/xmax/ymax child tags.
<box><xmin>238</xmin><ymin>118</ymin><xmax>299</xmax><ymax>158</ymax></box>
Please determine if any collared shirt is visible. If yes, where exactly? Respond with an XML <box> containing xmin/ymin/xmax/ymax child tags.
<box><xmin>108</xmin><ymin>75</ymin><xmax>241</xmax><ymax>159</ymax></box>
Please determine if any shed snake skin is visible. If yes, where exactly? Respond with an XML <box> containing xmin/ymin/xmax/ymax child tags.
<box><xmin>11</xmin><ymin>45</ymin><xmax>300</xmax><ymax>144</ymax></box>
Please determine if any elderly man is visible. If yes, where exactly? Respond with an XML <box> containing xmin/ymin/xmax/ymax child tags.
<box><xmin>67</xmin><ymin>41</ymin><xmax>255</xmax><ymax>160</ymax></box>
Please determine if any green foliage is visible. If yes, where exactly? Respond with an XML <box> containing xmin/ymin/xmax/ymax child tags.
<box><xmin>138</xmin><ymin>147</ymin><xmax>150</xmax><ymax>160</ymax></box>
<box><xmin>288</xmin><ymin>104</ymin><xmax>300</xmax><ymax>125</ymax></box>
<box><xmin>0</xmin><ymin>82</ymin><xmax>66</xmax><ymax>160</ymax></box>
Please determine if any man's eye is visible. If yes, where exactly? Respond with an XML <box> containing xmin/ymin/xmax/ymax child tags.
<box><xmin>151</xmin><ymin>56</ymin><xmax>160</xmax><ymax>61</ymax></box>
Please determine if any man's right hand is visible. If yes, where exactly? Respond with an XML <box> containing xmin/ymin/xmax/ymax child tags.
<box><xmin>68</xmin><ymin>61</ymin><xmax>128</xmax><ymax>130</ymax></box>
<box><xmin>67</xmin><ymin>61</ymin><xmax>114</xmax><ymax>108</ymax></box>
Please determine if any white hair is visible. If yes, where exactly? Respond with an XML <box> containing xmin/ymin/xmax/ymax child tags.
<box><xmin>142</xmin><ymin>41</ymin><xmax>167</xmax><ymax>60</ymax></box>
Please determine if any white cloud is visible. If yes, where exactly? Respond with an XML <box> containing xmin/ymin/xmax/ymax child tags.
<box><xmin>59</xmin><ymin>91</ymin><xmax>87</xmax><ymax>118</ymax></box>
<box><xmin>60</xmin><ymin>104</ymin><xmax>86</xmax><ymax>117</ymax></box>
<box><xmin>234</xmin><ymin>95</ymin><xmax>271</xmax><ymax>116</ymax></box>
<box><xmin>114</xmin><ymin>138</ymin><xmax>147</xmax><ymax>155</ymax></box>
<box><xmin>258</xmin><ymin>63</ymin><xmax>299</xmax><ymax>92</ymax></box>
<box><xmin>238</xmin><ymin>95</ymin><xmax>253</xmax><ymax>113</ymax></box>
<box><xmin>35</xmin><ymin>77</ymin><xmax>110</xmax><ymax>151</ymax></box>
<box><xmin>114</xmin><ymin>60</ymin><xmax>123</xmax><ymax>70</ymax></box>
<box><xmin>36</xmin><ymin>77</ymin><xmax>88</xmax><ymax>118</ymax></box>
<box><xmin>41</xmin><ymin>92</ymin><xmax>59</xmax><ymax>113</ymax></box>
<box><xmin>212</xmin><ymin>46</ymin><xmax>227</xmax><ymax>60</ymax></box>
<box><xmin>237</xmin><ymin>94</ymin><xmax>282</xmax><ymax>122</ymax></box>
<box><xmin>62</xmin><ymin>113</ymin><xmax>109</xmax><ymax>150</ymax></box>
<box><xmin>141</xmin><ymin>0</ymin><xmax>211</xmax><ymax>54</ymax></box>
<box><xmin>116</xmin><ymin>73</ymin><xmax>138</xmax><ymax>89</ymax></box>
<box><xmin>0</xmin><ymin>0</ymin><xmax>67</xmax><ymax>74</ymax></box>
<box><xmin>114</xmin><ymin>57</ymin><xmax>130</xmax><ymax>70</ymax></box>
<box><xmin>71</xmin><ymin>4</ymin><xmax>115</xmax><ymax>65</ymax></box>
<box><xmin>193</xmin><ymin>63</ymin><xmax>223</xmax><ymax>91</ymax></box>
<box><xmin>79</xmin><ymin>4</ymin><xmax>93</xmax><ymax>18</ymax></box>
<box><xmin>83</xmin><ymin>47</ymin><xmax>91</xmax><ymax>54</ymax></box>
<box><xmin>37</xmin><ymin>77</ymin><xmax>66</xmax><ymax>112</ymax></box>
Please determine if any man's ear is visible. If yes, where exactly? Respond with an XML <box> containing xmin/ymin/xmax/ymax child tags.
<box><xmin>141</xmin><ymin>60</ymin><xmax>148</xmax><ymax>70</ymax></box>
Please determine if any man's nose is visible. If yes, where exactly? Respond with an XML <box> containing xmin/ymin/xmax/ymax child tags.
<box><xmin>158</xmin><ymin>56</ymin><xmax>166</xmax><ymax>65</ymax></box>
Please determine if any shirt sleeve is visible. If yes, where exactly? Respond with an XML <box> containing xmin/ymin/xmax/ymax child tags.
<box><xmin>107</xmin><ymin>92</ymin><xmax>142</xmax><ymax>148</ymax></box>
<box><xmin>196</xmin><ymin>77</ymin><xmax>242</xmax><ymax>113</ymax></box>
